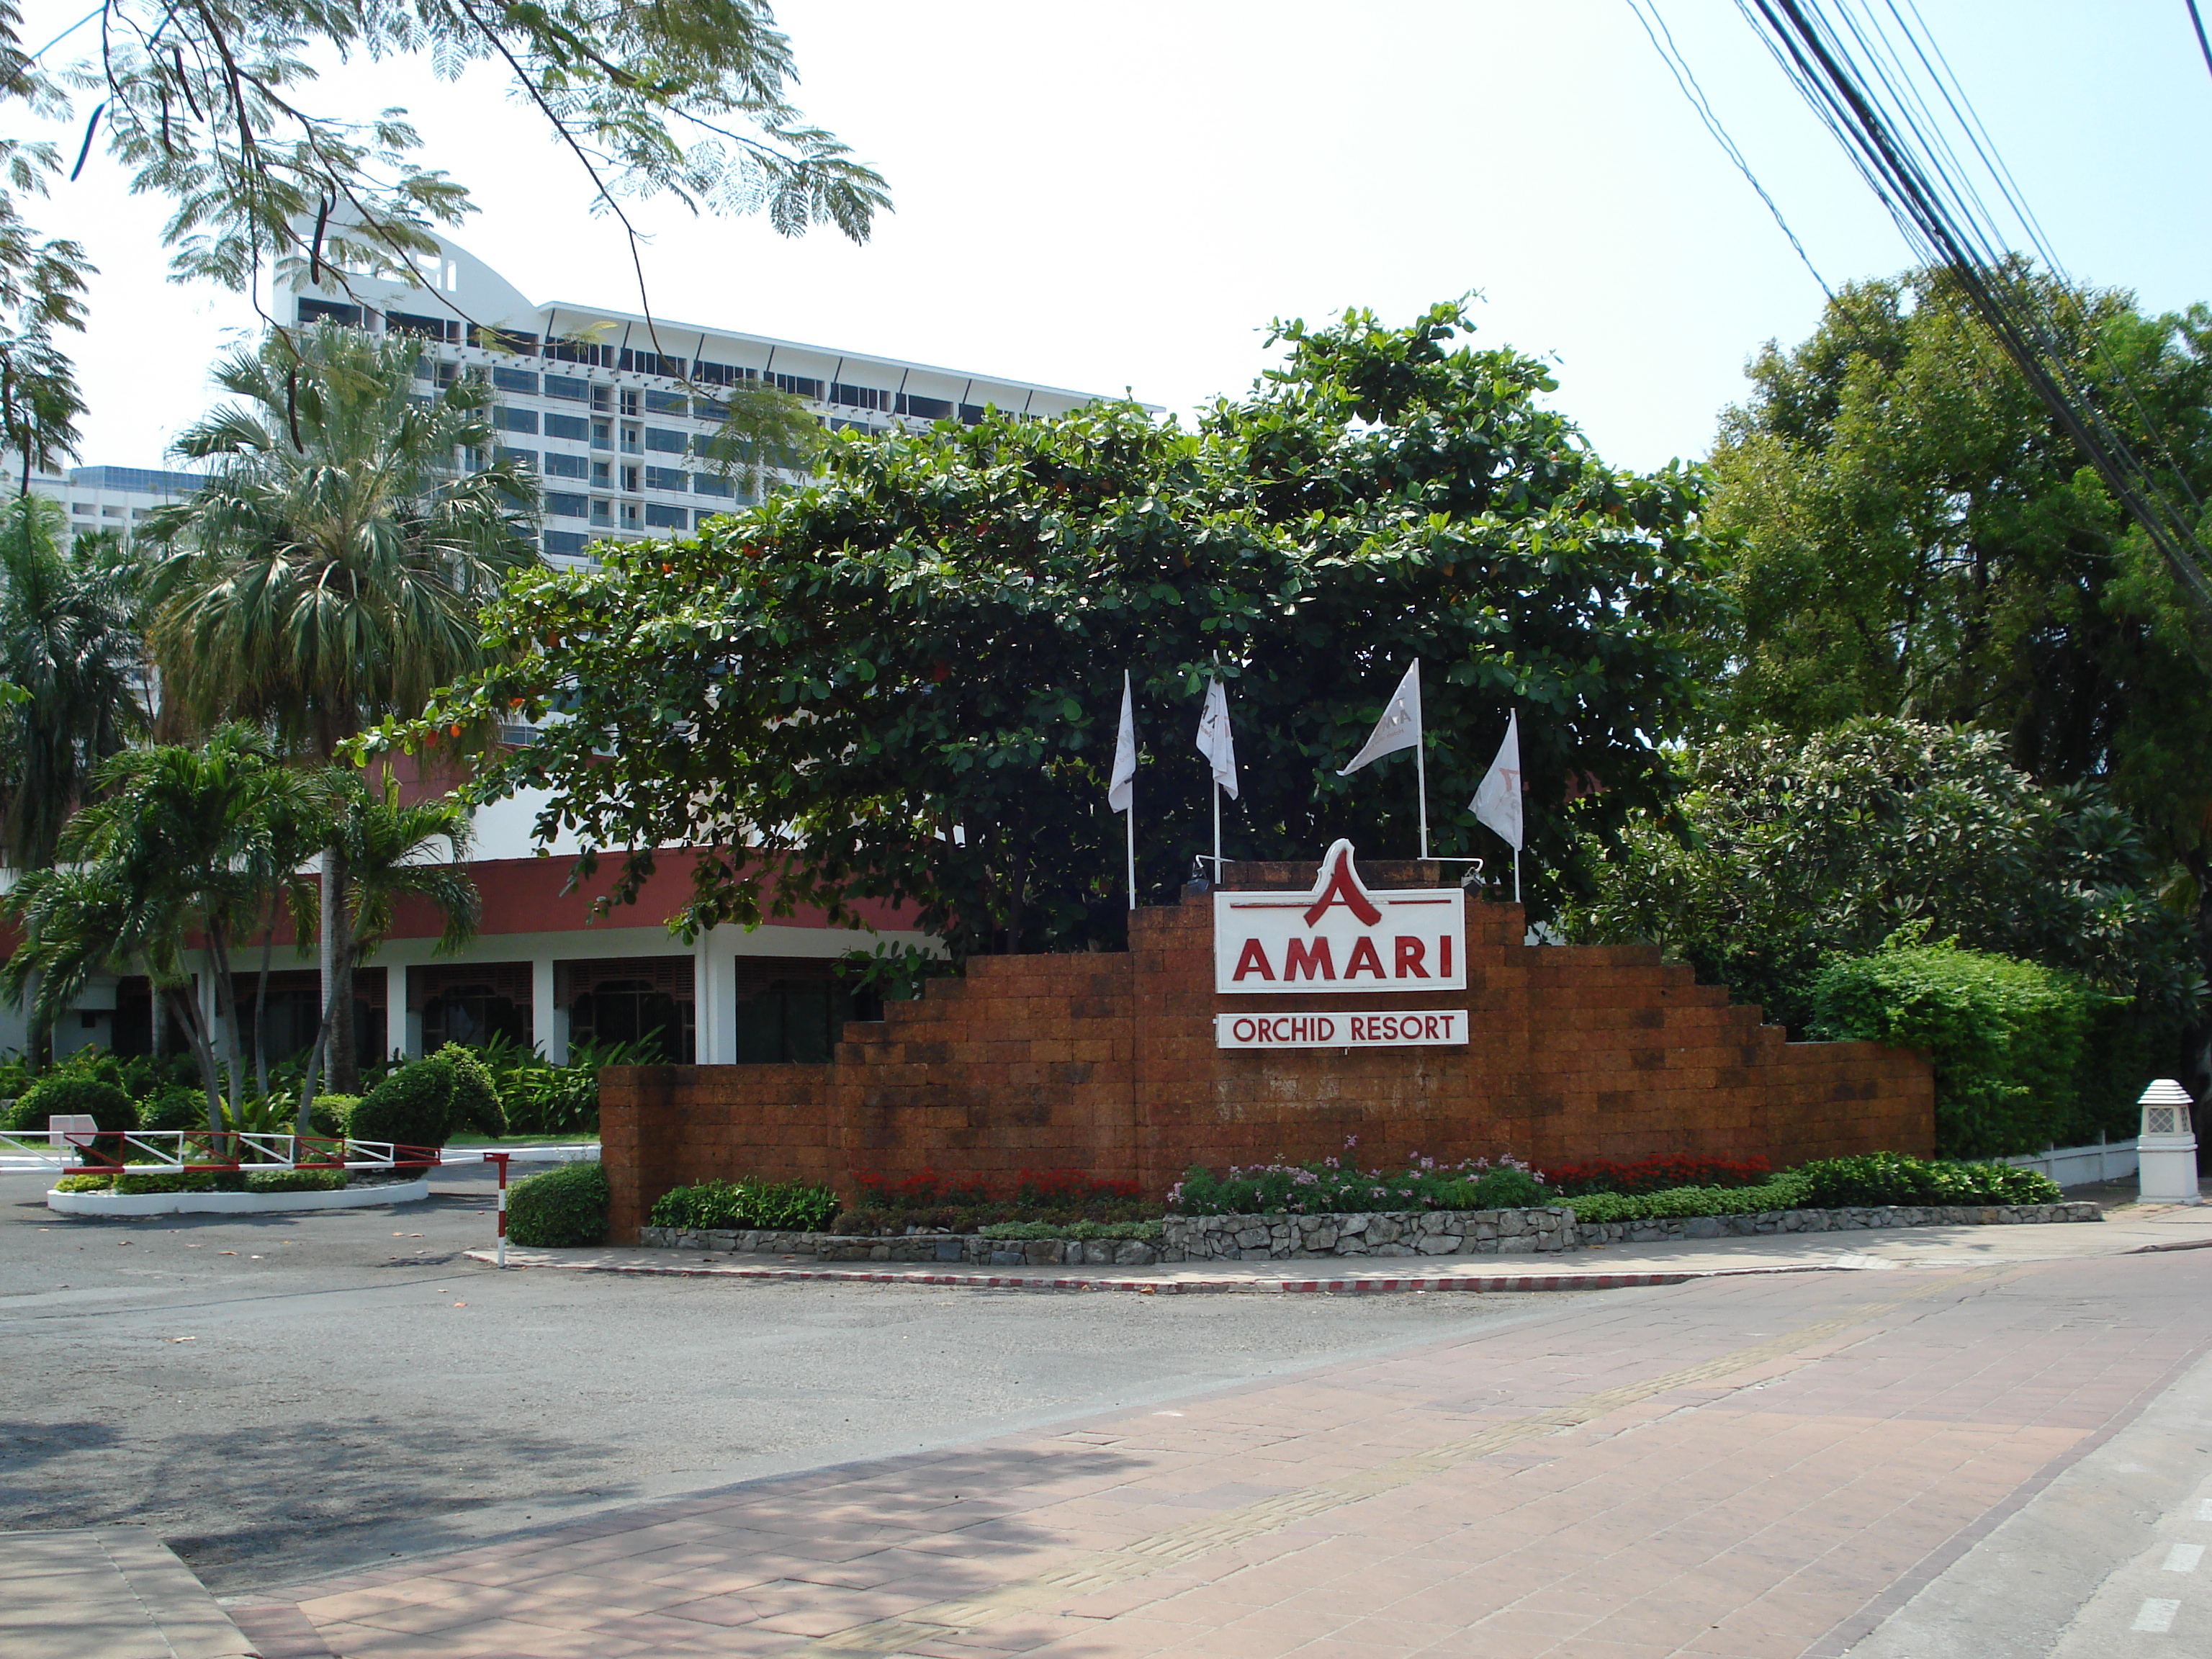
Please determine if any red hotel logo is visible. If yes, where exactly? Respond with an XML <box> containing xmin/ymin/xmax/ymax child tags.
<box><xmin>1213</xmin><ymin>839</ymin><xmax>1467</xmax><ymax>996</ymax></box>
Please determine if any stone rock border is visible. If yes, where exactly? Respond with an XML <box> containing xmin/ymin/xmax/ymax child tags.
<box><xmin>47</xmin><ymin>1177</ymin><xmax>431</xmax><ymax>1218</ymax></box>
<box><xmin>639</xmin><ymin>1199</ymin><xmax>2102</xmax><ymax>1266</ymax></box>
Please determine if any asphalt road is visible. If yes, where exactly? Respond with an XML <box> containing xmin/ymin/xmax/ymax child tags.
<box><xmin>0</xmin><ymin>1166</ymin><xmax>1579</xmax><ymax>1596</ymax></box>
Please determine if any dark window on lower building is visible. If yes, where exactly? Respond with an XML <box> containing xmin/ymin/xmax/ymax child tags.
<box><xmin>896</xmin><ymin>394</ymin><xmax>953</xmax><ymax>420</ymax></box>
<box><xmin>496</xmin><ymin>446</ymin><xmax>538</xmax><ymax>469</ymax></box>
<box><xmin>644</xmin><ymin>465</ymin><xmax>687</xmax><ymax>492</ymax></box>
<box><xmin>644</xmin><ymin>427</ymin><xmax>687</xmax><ymax>454</ymax></box>
<box><xmin>643</xmin><ymin>389</ymin><xmax>689</xmax><ymax>415</ymax></box>
<box><xmin>693</xmin><ymin>473</ymin><xmax>735</xmax><ymax>498</ymax></box>
<box><xmin>545</xmin><ymin>413</ymin><xmax>590</xmax><ymax>442</ymax></box>
<box><xmin>644</xmin><ymin>503</ymin><xmax>689</xmax><ymax>529</ymax></box>
<box><xmin>570</xmin><ymin>980</ymin><xmax>696</xmax><ymax>1063</ymax></box>
<box><xmin>544</xmin><ymin>374</ymin><xmax>590</xmax><ymax>402</ymax></box>
<box><xmin>544</xmin><ymin>492</ymin><xmax>590</xmax><ymax>519</ymax></box>
<box><xmin>298</xmin><ymin>299</ymin><xmax>361</xmax><ymax>327</ymax></box>
<box><xmin>493</xmin><ymin>406</ymin><xmax>539</xmax><ymax>435</ymax></box>
<box><xmin>493</xmin><ymin>367</ymin><xmax>539</xmax><ymax>395</ymax></box>
<box><xmin>544</xmin><ymin>451</ymin><xmax>588</xmax><ymax>480</ymax></box>
<box><xmin>544</xmin><ymin>530</ymin><xmax>590</xmax><ymax>557</ymax></box>
<box><xmin>958</xmin><ymin>403</ymin><xmax>987</xmax><ymax>425</ymax></box>
<box><xmin>386</xmin><ymin>311</ymin><xmax>459</xmax><ymax>343</ymax></box>
<box><xmin>732</xmin><ymin>962</ymin><xmax>867</xmax><ymax>1064</ymax></box>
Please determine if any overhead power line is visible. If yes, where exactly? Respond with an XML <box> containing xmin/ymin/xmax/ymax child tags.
<box><xmin>1731</xmin><ymin>0</ymin><xmax>2212</xmax><ymax>631</ymax></box>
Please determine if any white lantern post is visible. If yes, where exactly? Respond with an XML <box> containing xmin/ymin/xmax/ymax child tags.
<box><xmin>2136</xmin><ymin>1079</ymin><xmax>2201</xmax><ymax>1205</ymax></box>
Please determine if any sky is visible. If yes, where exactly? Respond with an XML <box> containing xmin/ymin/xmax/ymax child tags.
<box><xmin>19</xmin><ymin>0</ymin><xmax>2212</xmax><ymax>475</ymax></box>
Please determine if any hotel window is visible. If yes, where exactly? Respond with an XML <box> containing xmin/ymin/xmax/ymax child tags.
<box><xmin>592</xmin><ymin>422</ymin><xmax>613</xmax><ymax>451</ymax></box>
<box><xmin>544</xmin><ymin>451</ymin><xmax>588</xmax><ymax>480</ymax></box>
<box><xmin>544</xmin><ymin>530</ymin><xmax>589</xmax><ymax>557</ymax></box>
<box><xmin>544</xmin><ymin>412</ymin><xmax>588</xmax><ymax>442</ymax></box>
<box><xmin>493</xmin><ymin>407</ymin><xmax>539</xmax><ymax>435</ymax></box>
<box><xmin>590</xmin><ymin>499</ymin><xmax>613</xmax><ymax>526</ymax></box>
<box><xmin>643</xmin><ymin>389</ymin><xmax>689</xmax><ymax>415</ymax></box>
<box><xmin>620</xmin><ymin>500</ymin><xmax>642</xmax><ymax>530</ymax></box>
<box><xmin>544</xmin><ymin>492</ymin><xmax>589</xmax><ymax>519</ymax></box>
<box><xmin>620</xmin><ymin>388</ymin><xmax>641</xmax><ymax>415</ymax></box>
<box><xmin>644</xmin><ymin>503</ymin><xmax>688</xmax><ymax>529</ymax></box>
<box><xmin>492</xmin><ymin>367</ymin><xmax>539</xmax><ymax>395</ymax></box>
<box><xmin>644</xmin><ymin>427</ymin><xmax>686</xmax><ymax>454</ymax></box>
<box><xmin>644</xmin><ymin>465</ymin><xmax>687</xmax><ymax>493</ymax></box>
<box><xmin>693</xmin><ymin>474</ymin><xmax>735</xmax><ymax>498</ymax></box>
<box><xmin>495</xmin><ymin>447</ymin><xmax>539</xmax><ymax>469</ymax></box>
<box><xmin>543</xmin><ymin>374</ymin><xmax>590</xmax><ymax>402</ymax></box>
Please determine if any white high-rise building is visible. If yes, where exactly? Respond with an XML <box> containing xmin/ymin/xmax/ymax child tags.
<box><xmin>287</xmin><ymin>233</ymin><xmax>1118</xmax><ymax>562</ymax></box>
<box><xmin>24</xmin><ymin>464</ymin><xmax>209</xmax><ymax>539</ymax></box>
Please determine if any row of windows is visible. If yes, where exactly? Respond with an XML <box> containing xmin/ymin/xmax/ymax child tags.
<box><xmin>305</xmin><ymin>298</ymin><xmax>1028</xmax><ymax>429</ymax></box>
<box><xmin>543</xmin><ymin>490</ymin><xmax>739</xmax><ymax>520</ymax></box>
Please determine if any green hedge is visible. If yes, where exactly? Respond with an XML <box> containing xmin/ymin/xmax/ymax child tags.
<box><xmin>1559</xmin><ymin>1154</ymin><xmax>2062</xmax><ymax>1224</ymax></box>
<box><xmin>8</xmin><ymin>1076</ymin><xmax>138</xmax><ymax>1135</ymax></box>
<box><xmin>648</xmin><ymin>1177</ymin><xmax>841</xmax><ymax>1232</ymax></box>
<box><xmin>349</xmin><ymin>1058</ymin><xmax>454</xmax><ymax>1153</ymax></box>
<box><xmin>245</xmin><ymin>1168</ymin><xmax>347</xmax><ymax>1193</ymax></box>
<box><xmin>1810</xmin><ymin>942</ymin><xmax>2098</xmax><ymax>1159</ymax></box>
<box><xmin>433</xmin><ymin>1044</ymin><xmax>508</xmax><ymax>1139</ymax></box>
<box><xmin>977</xmin><ymin>1219</ymin><xmax>1164</xmax><ymax>1241</ymax></box>
<box><xmin>508</xmin><ymin>1161</ymin><xmax>609</xmax><ymax>1247</ymax></box>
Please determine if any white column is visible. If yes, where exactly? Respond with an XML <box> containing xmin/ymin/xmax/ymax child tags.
<box><xmin>397</xmin><ymin>963</ymin><xmax>423</xmax><ymax>1058</ymax></box>
<box><xmin>534</xmin><ymin>957</ymin><xmax>563</xmax><ymax>1065</ymax></box>
<box><xmin>694</xmin><ymin>927</ymin><xmax>724</xmax><ymax>1064</ymax></box>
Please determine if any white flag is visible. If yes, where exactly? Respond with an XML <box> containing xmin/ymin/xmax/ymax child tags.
<box><xmin>1107</xmin><ymin>672</ymin><xmax>1137</xmax><ymax>813</ymax></box>
<box><xmin>1195</xmin><ymin>678</ymin><xmax>1238</xmax><ymax>799</ymax></box>
<box><xmin>1338</xmin><ymin>660</ymin><xmax>1422</xmax><ymax>776</ymax></box>
<box><xmin>1471</xmin><ymin>710</ymin><xmax>1524</xmax><ymax>851</ymax></box>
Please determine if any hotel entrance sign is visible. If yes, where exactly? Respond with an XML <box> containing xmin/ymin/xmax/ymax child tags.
<box><xmin>1213</xmin><ymin>840</ymin><xmax>1467</xmax><ymax>995</ymax></box>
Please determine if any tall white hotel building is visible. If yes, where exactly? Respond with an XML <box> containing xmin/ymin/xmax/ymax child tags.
<box><xmin>12</xmin><ymin>234</ymin><xmax>1125</xmax><ymax>1074</ymax></box>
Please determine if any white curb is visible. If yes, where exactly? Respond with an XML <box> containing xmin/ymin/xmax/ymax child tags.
<box><xmin>46</xmin><ymin>1177</ymin><xmax>431</xmax><ymax>1217</ymax></box>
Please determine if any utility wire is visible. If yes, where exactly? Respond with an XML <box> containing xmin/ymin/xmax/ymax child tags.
<box><xmin>1733</xmin><ymin>0</ymin><xmax>2212</xmax><ymax>629</ymax></box>
<box><xmin>2190</xmin><ymin>0</ymin><xmax>2212</xmax><ymax>86</ymax></box>
<box><xmin>1622</xmin><ymin>0</ymin><xmax>1831</xmax><ymax>296</ymax></box>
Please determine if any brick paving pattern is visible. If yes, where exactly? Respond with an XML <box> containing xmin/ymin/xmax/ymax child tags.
<box><xmin>235</xmin><ymin>1251</ymin><xmax>2211</xmax><ymax>1658</ymax></box>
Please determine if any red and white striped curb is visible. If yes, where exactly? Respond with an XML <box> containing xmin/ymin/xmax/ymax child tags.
<box><xmin>462</xmin><ymin>1251</ymin><xmax>1846</xmax><ymax>1294</ymax></box>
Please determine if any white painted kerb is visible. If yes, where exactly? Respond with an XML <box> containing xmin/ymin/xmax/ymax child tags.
<box><xmin>47</xmin><ymin>1178</ymin><xmax>431</xmax><ymax>1217</ymax></box>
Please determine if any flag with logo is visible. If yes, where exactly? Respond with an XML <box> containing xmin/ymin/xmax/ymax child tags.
<box><xmin>1107</xmin><ymin>672</ymin><xmax>1137</xmax><ymax>812</ymax></box>
<box><xmin>1470</xmin><ymin>710</ymin><xmax>1523</xmax><ymax>850</ymax></box>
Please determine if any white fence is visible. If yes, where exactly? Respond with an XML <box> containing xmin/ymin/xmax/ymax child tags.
<box><xmin>2007</xmin><ymin>1138</ymin><xmax>2138</xmax><ymax>1187</ymax></box>
<box><xmin>1</xmin><ymin>1126</ymin><xmax>598</xmax><ymax>1175</ymax></box>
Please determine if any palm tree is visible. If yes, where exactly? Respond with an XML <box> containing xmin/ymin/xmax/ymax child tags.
<box><xmin>2</xmin><ymin>730</ymin><xmax>318</xmax><ymax>1133</ymax></box>
<box><xmin>142</xmin><ymin>322</ymin><xmax>536</xmax><ymax>1087</ymax></box>
<box><xmin>0</xmin><ymin>495</ymin><xmax>143</xmax><ymax>871</ymax></box>
<box><xmin>295</xmin><ymin>774</ymin><xmax>481</xmax><ymax>1123</ymax></box>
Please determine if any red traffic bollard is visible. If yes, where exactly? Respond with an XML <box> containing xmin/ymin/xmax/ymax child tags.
<box><xmin>485</xmin><ymin>1151</ymin><xmax>511</xmax><ymax>1267</ymax></box>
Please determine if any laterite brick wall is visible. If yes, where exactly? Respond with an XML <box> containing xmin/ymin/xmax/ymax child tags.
<box><xmin>600</xmin><ymin>880</ymin><xmax>1933</xmax><ymax>1242</ymax></box>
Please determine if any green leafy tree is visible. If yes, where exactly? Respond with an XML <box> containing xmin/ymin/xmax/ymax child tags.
<box><xmin>294</xmin><ymin>773</ymin><xmax>480</xmax><ymax>1120</ymax></box>
<box><xmin>0</xmin><ymin>495</ymin><xmax>141</xmax><ymax>871</ymax></box>
<box><xmin>1</xmin><ymin>729</ymin><xmax>320</xmax><ymax>1130</ymax></box>
<box><xmin>0</xmin><ymin>0</ymin><xmax>887</xmax><ymax>476</ymax></box>
<box><xmin>143</xmin><ymin>321</ymin><xmax>522</xmax><ymax>1089</ymax></box>
<box><xmin>1563</xmin><ymin>719</ymin><xmax>2200</xmax><ymax>1133</ymax></box>
<box><xmin>1707</xmin><ymin>265</ymin><xmax>2212</xmax><ymax>1077</ymax></box>
<box><xmin>385</xmin><ymin>301</ymin><xmax>1730</xmax><ymax>956</ymax></box>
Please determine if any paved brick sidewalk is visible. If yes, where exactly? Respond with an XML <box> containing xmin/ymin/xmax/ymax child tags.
<box><xmin>232</xmin><ymin>1250</ymin><xmax>2212</xmax><ymax>1658</ymax></box>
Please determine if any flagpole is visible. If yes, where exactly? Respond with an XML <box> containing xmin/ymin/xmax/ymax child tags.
<box><xmin>1212</xmin><ymin>778</ymin><xmax>1222</xmax><ymax>875</ymax></box>
<box><xmin>1126</xmin><ymin>781</ymin><xmax>1137</xmax><ymax>911</ymax></box>
<box><xmin>1415</xmin><ymin>739</ymin><xmax>1429</xmax><ymax>861</ymax></box>
<box><xmin>1514</xmin><ymin>847</ymin><xmax>1521</xmax><ymax>906</ymax></box>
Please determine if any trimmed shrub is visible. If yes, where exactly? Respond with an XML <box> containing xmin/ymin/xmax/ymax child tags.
<box><xmin>649</xmin><ymin>1177</ymin><xmax>841</xmax><ymax>1232</ymax></box>
<box><xmin>10</xmin><ymin>1076</ymin><xmax>138</xmax><ymax>1164</ymax></box>
<box><xmin>433</xmin><ymin>1044</ymin><xmax>508</xmax><ymax>1139</ymax></box>
<box><xmin>53</xmin><ymin>1173</ymin><xmax>114</xmax><ymax>1192</ymax></box>
<box><xmin>1792</xmin><ymin>1151</ymin><xmax>2061</xmax><ymax>1208</ymax></box>
<box><xmin>1563</xmin><ymin>1178</ymin><xmax>1808</xmax><ymax>1226</ymax></box>
<box><xmin>246</xmin><ymin>1168</ymin><xmax>347</xmax><ymax>1193</ymax></box>
<box><xmin>1547</xmin><ymin>1155</ymin><xmax>1773</xmax><ymax>1197</ymax></box>
<box><xmin>1811</xmin><ymin>941</ymin><xmax>2099</xmax><ymax>1158</ymax></box>
<box><xmin>8</xmin><ymin>1075</ymin><xmax>137</xmax><ymax>1134</ymax></box>
<box><xmin>113</xmin><ymin>1169</ymin><xmax>217</xmax><ymax>1195</ymax></box>
<box><xmin>143</xmin><ymin>1084</ymin><xmax>212</xmax><ymax>1134</ymax></box>
<box><xmin>309</xmin><ymin>1094</ymin><xmax>361</xmax><ymax>1137</ymax></box>
<box><xmin>1168</xmin><ymin>1154</ymin><xmax>1547</xmax><ymax>1217</ymax></box>
<box><xmin>977</xmin><ymin>1219</ymin><xmax>1164</xmax><ymax>1241</ymax></box>
<box><xmin>507</xmin><ymin>1161</ymin><xmax>608</xmax><ymax>1247</ymax></box>
<box><xmin>349</xmin><ymin>1058</ymin><xmax>454</xmax><ymax>1155</ymax></box>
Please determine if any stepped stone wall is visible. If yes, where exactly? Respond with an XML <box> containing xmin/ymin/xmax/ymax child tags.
<box><xmin>601</xmin><ymin>873</ymin><xmax>1933</xmax><ymax>1244</ymax></box>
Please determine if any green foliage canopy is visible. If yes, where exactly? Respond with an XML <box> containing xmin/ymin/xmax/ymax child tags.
<box><xmin>1564</xmin><ymin>718</ymin><xmax>2200</xmax><ymax>1038</ymax></box>
<box><xmin>1809</xmin><ymin>941</ymin><xmax>2098</xmax><ymax>1158</ymax></box>
<box><xmin>399</xmin><ymin>302</ymin><xmax>1730</xmax><ymax>955</ymax></box>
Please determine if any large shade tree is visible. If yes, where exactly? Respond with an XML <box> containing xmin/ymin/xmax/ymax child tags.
<box><xmin>388</xmin><ymin>302</ymin><xmax>1730</xmax><ymax>958</ymax></box>
<box><xmin>143</xmin><ymin>321</ymin><xmax>533</xmax><ymax>1085</ymax></box>
<box><xmin>1707</xmin><ymin>263</ymin><xmax>2212</xmax><ymax>1082</ymax></box>
<box><xmin>0</xmin><ymin>1</ymin><xmax>888</xmax><ymax>485</ymax></box>
<box><xmin>0</xmin><ymin>495</ymin><xmax>142</xmax><ymax>871</ymax></box>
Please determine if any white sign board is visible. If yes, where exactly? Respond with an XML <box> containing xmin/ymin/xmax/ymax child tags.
<box><xmin>1213</xmin><ymin>839</ymin><xmax>1466</xmax><ymax>995</ymax></box>
<box><xmin>1216</xmin><ymin>1010</ymin><xmax>1467</xmax><ymax>1049</ymax></box>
